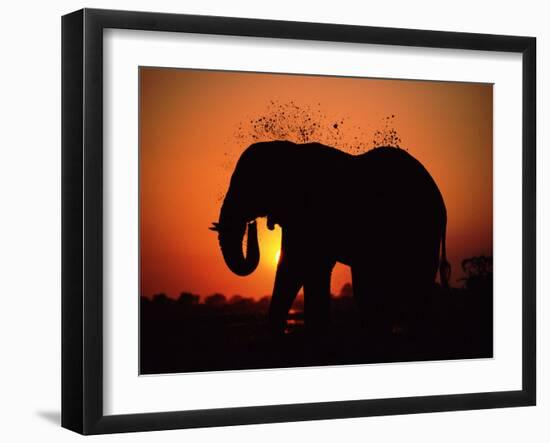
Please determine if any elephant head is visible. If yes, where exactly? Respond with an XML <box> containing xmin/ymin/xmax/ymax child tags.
<box><xmin>210</xmin><ymin>142</ymin><xmax>292</xmax><ymax>276</ymax></box>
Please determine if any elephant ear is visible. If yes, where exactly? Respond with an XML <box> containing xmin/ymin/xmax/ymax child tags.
<box><xmin>274</xmin><ymin>180</ymin><xmax>310</xmax><ymax>227</ymax></box>
<box><xmin>268</xmin><ymin>146</ymin><xmax>313</xmax><ymax>227</ymax></box>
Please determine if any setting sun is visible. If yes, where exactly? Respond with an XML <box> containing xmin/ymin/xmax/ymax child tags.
<box><xmin>275</xmin><ymin>250</ymin><xmax>281</xmax><ymax>265</ymax></box>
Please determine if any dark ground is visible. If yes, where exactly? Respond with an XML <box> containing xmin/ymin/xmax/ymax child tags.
<box><xmin>140</xmin><ymin>280</ymin><xmax>493</xmax><ymax>375</ymax></box>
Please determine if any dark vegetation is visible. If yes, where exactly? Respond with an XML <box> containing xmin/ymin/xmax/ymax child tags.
<box><xmin>140</xmin><ymin>256</ymin><xmax>492</xmax><ymax>374</ymax></box>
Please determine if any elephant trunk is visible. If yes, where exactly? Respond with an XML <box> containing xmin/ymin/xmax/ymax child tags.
<box><xmin>216</xmin><ymin>199</ymin><xmax>260</xmax><ymax>276</ymax></box>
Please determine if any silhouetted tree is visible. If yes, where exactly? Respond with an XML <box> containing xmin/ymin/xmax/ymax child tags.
<box><xmin>152</xmin><ymin>293</ymin><xmax>170</xmax><ymax>305</ymax></box>
<box><xmin>177</xmin><ymin>291</ymin><xmax>200</xmax><ymax>306</ymax></box>
<box><xmin>204</xmin><ymin>293</ymin><xmax>227</xmax><ymax>308</ymax></box>
<box><xmin>228</xmin><ymin>295</ymin><xmax>245</xmax><ymax>304</ymax></box>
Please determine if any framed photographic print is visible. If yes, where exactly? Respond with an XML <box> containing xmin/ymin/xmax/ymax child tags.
<box><xmin>61</xmin><ymin>8</ymin><xmax>536</xmax><ymax>435</ymax></box>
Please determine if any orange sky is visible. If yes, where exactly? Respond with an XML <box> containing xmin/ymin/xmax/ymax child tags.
<box><xmin>140</xmin><ymin>67</ymin><xmax>493</xmax><ymax>299</ymax></box>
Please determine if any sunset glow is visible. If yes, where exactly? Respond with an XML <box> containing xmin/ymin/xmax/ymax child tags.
<box><xmin>140</xmin><ymin>68</ymin><xmax>493</xmax><ymax>300</ymax></box>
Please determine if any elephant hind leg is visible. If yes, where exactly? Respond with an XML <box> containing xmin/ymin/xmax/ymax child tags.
<box><xmin>351</xmin><ymin>266</ymin><xmax>392</xmax><ymax>337</ymax></box>
<box><xmin>352</xmin><ymin>262</ymin><xmax>435</xmax><ymax>340</ymax></box>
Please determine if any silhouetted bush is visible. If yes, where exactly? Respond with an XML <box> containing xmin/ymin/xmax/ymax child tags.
<box><xmin>461</xmin><ymin>255</ymin><xmax>493</xmax><ymax>293</ymax></box>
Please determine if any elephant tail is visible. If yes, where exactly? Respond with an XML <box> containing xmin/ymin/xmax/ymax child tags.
<box><xmin>439</xmin><ymin>217</ymin><xmax>451</xmax><ymax>289</ymax></box>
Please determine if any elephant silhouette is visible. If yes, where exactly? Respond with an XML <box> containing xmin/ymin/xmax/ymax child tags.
<box><xmin>211</xmin><ymin>141</ymin><xmax>450</xmax><ymax>336</ymax></box>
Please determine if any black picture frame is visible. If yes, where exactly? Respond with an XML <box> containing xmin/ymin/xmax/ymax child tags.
<box><xmin>62</xmin><ymin>8</ymin><xmax>536</xmax><ymax>435</ymax></box>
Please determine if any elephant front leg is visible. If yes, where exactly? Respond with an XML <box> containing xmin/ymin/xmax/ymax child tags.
<box><xmin>267</xmin><ymin>252</ymin><xmax>302</xmax><ymax>335</ymax></box>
